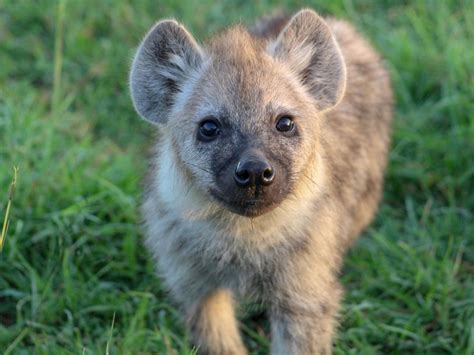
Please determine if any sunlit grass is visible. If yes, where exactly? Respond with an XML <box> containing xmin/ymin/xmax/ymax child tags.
<box><xmin>0</xmin><ymin>0</ymin><xmax>472</xmax><ymax>353</ymax></box>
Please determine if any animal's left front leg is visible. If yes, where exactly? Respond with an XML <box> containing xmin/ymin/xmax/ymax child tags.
<box><xmin>269</xmin><ymin>270</ymin><xmax>343</xmax><ymax>355</ymax></box>
<box><xmin>186</xmin><ymin>288</ymin><xmax>248</xmax><ymax>355</ymax></box>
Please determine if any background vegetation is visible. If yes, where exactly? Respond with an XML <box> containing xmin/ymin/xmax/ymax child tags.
<box><xmin>1</xmin><ymin>0</ymin><xmax>473</xmax><ymax>353</ymax></box>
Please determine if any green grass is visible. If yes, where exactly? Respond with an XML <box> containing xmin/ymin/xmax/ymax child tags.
<box><xmin>0</xmin><ymin>0</ymin><xmax>473</xmax><ymax>353</ymax></box>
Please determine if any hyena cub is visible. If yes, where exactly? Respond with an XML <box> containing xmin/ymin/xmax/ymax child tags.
<box><xmin>130</xmin><ymin>9</ymin><xmax>392</xmax><ymax>355</ymax></box>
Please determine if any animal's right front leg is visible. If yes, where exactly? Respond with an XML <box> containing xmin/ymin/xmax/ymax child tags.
<box><xmin>186</xmin><ymin>289</ymin><xmax>248</xmax><ymax>355</ymax></box>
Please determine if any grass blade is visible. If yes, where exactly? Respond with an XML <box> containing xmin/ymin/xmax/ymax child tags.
<box><xmin>52</xmin><ymin>0</ymin><xmax>67</xmax><ymax>112</ymax></box>
<box><xmin>1</xmin><ymin>166</ymin><xmax>18</xmax><ymax>252</ymax></box>
<box><xmin>105</xmin><ymin>312</ymin><xmax>116</xmax><ymax>355</ymax></box>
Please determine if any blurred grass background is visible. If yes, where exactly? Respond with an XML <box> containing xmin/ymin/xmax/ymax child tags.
<box><xmin>0</xmin><ymin>0</ymin><xmax>473</xmax><ymax>353</ymax></box>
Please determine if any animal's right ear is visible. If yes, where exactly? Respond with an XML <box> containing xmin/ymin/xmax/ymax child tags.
<box><xmin>130</xmin><ymin>20</ymin><xmax>203</xmax><ymax>124</ymax></box>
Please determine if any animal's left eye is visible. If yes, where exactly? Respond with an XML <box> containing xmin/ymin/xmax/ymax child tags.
<box><xmin>276</xmin><ymin>116</ymin><xmax>295</xmax><ymax>133</ymax></box>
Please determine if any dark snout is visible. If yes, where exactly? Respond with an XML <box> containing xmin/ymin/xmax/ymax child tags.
<box><xmin>211</xmin><ymin>148</ymin><xmax>289</xmax><ymax>217</ymax></box>
<box><xmin>233</xmin><ymin>151</ymin><xmax>275</xmax><ymax>188</ymax></box>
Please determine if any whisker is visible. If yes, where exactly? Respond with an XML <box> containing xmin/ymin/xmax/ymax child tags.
<box><xmin>303</xmin><ymin>172</ymin><xmax>317</xmax><ymax>186</ymax></box>
<box><xmin>187</xmin><ymin>162</ymin><xmax>213</xmax><ymax>175</ymax></box>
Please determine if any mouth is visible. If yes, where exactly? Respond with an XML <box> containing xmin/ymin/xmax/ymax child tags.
<box><xmin>209</xmin><ymin>189</ymin><xmax>279</xmax><ymax>217</ymax></box>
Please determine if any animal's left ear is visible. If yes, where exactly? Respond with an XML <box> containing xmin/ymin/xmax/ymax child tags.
<box><xmin>269</xmin><ymin>9</ymin><xmax>346</xmax><ymax>111</ymax></box>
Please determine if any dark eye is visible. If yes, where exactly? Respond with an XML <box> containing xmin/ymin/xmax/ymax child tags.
<box><xmin>198</xmin><ymin>118</ymin><xmax>220</xmax><ymax>141</ymax></box>
<box><xmin>276</xmin><ymin>115</ymin><xmax>295</xmax><ymax>133</ymax></box>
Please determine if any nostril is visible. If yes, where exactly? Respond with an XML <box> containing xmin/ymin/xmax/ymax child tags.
<box><xmin>234</xmin><ymin>164</ymin><xmax>252</xmax><ymax>187</ymax></box>
<box><xmin>263</xmin><ymin>168</ymin><xmax>273</xmax><ymax>179</ymax></box>
<box><xmin>261</xmin><ymin>167</ymin><xmax>275</xmax><ymax>185</ymax></box>
<box><xmin>236</xmin><ymin>169</ymin><xmax>250</xmax><ymax>181</ymax></box>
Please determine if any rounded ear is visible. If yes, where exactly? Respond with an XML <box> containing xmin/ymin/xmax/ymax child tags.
<box><xmin>129</xmin><ymin>20</ymin><xmax>203</xmax><ymax>124</ymax></box>
<box><xmin>269</xmin><ymin>9</ymin><xmax>347</xmax><ymax>111</ymax></box>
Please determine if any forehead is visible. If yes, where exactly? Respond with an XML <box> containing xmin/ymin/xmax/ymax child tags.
<box><xmin>191</xmin><ymin>27</ymin><xmax>305</xmax><ymax>125</ymax></box>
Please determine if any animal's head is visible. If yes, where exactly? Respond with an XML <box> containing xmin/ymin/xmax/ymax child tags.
<box><xmin>130</xmin><ymin>9</ymin><xmax>346</xmax><ymax>217</ymax></box>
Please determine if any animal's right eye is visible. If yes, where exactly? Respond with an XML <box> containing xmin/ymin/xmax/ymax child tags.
<box><xmin>198</xmin><ymin>118</ymin><xmax>220</xmax><ymax>142</ymax></box>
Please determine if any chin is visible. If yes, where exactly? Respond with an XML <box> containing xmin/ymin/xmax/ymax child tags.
<box><xmin>210</xmin><ymin>189</ymin><xmax>282</xmax><ymax>218</ymax></box>
<box><xmin>228</xmin><ymin>202</ymin><xmax>278</xmax><ymax>217</ymax></box>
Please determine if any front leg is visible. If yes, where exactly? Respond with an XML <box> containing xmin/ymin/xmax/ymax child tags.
<box><xmin>270</xmin><ymin>276</ymin><xmax>342</xmax><ymax>355</ymax></box>
<box><xmin>186</xmin><ymin>289</ymin><xmax>248</xmax><ymax>355</ymax></box>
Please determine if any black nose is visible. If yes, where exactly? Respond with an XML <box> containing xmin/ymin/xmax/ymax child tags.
<box><xmin>234</xmin><ymin>157</ymin><xmax>275</xmax><ymax>188</ymax></box>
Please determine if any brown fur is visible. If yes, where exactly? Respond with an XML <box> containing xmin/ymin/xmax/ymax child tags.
<box><xmin>130</xmin><ymin>9</ymin><xmax>393</xmax><ymax>355</ymax></box>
